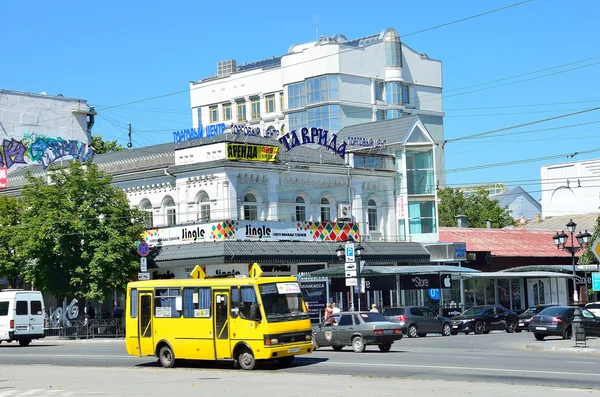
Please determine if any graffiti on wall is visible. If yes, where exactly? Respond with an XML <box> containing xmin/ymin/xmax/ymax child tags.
<box><xmin>0</xmin><ymin>134</ymin><xmax>95</xmax><ymax>171</ymax></box>
<box><xmin>49</xmin><ymin>298</ymin><xmax>80</xmax><ymax>327</ymax></box>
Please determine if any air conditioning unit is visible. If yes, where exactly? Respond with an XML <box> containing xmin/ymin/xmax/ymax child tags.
<box><xmin>337</xmin><ymin>204</ymin><xmax>351</xmax><ymax>219</ymax></box>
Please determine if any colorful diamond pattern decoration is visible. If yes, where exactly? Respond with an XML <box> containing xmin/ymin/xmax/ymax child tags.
<box><xmin>210</xmin><ymin>220</ymin><xmax>238</xmax><ymax>240</ymax></box>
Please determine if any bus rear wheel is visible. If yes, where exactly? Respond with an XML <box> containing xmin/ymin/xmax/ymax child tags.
<box><xmin>237</xmin><ymin>348</ymin><xmax>256</xmax><ymax>370</ymax></box>
<box><xmin>158</xmin><ymin>345</ymin><xmax>176</xmax><ymax>368</ymax></box>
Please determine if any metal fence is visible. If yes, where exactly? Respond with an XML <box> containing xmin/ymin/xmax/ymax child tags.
<box><xmin>45</xmin><ymin>318</ymin><xmax>125</xmax><ymax>339</ymax></box>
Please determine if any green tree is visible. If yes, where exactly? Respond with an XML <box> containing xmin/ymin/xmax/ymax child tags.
<box><xmin>578</xmin><ymin>214</ymin><xmax>599</xmax><ymax>265</ymax></box>
<box><xmin>91</xmin><ymin>134</ymin><xmax>126</xmax><ymax>154</ymax></box>
<box><xmin>0</xmin><ymin>195</ymin><xmax>27</xmax><ymax>288</ymax></box>
<box><xmin>15</xmin><ymin>161</ymin><xmax>146</xmax><ymax>301</ymax></box>
<box><xmin>438</xmin><ymin>187</ymin><xmax>515</xmax><ymax>228</ymax></box>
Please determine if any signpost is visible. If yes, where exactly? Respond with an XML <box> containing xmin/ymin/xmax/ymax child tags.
<box><xmin>344</xmin><ymin>241</ymin><xmax>357</xmax><ymax>291</ymax></box>
<box><xmin>592</xmin><ymin>273</ymin><xmax>600</xmax><ymax>292</ymax></box>
<box><xmin>140</xmin><ymin>257</ymin><xmax>147</xmax><ymax>272</ymax></box>
<box><xmin>138</xmin><ymin>272</ymin><xmax>150</xmax><ymax>280</ymax></box>
<box><xmin>137</xmin><ymin>241</ymin><xmax>150</xmax><ymax>257</ymax></box>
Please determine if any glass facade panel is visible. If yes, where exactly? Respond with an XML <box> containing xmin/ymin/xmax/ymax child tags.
<box><xmin>386</xmin><ymin>109</ymin><xmax>401</xmax><ymax>119</ymax></box>
<box><xmin>328</xmin><ymin>75</ymin><xmax>339</xmax><ymax>100</ymax></box>
<box><xmin>287</xmin><ymin>82</ymin><xmax>306</xmax><ymax>109</ymax></box>
<box><xmin>307</xmin><ymin>105</ymin><xmax>340</xmax><ymax>133</ymax></box>
<box><xmin>375</xmin><ymin>81</ymin><xmax>384</xmax><ymax>101</ymax></box>
<box><xmin>288</xmin><ymin>111</ymin><xmax>307</xmax><ymax>133</ymax></box>
<box><xmin>386</xmin><ymin>82</ymin><xmax>402</xmax><ymax>105</ymax></box>
<box><xmin>384</xmin><ymin>30</ymin><xmax>402</xmax><ymax>67</ymax></box>
<box><xmin>408</xmin><ymin>200</ymin><xmax>436</xmax><ymax>234</ymax></box>
<box><xmin>406</xmin><ymin>149</ymin><xmax>434</xmax><ymax>195</ymax></box>
<box><xmin>402</xmin><ymin>85</ymin><xmax>410</xmax><ymax>104</ymax></box>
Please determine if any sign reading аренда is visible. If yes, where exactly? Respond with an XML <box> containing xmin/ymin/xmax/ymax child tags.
<box><xmin>226</xmin><ymin>143</ymin><xmax>279</xmax><ymax>162</ymax></box>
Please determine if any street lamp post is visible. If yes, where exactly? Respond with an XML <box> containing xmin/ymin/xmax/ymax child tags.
<box><xmin>335</xmin><ymin>239</ymin><xmax>365</xmax><ymax>311</ymax></box>
<box><xmin>553</xmin><ymin>220</ymin><xmax>592</xmax><ymax>305</ymax></box>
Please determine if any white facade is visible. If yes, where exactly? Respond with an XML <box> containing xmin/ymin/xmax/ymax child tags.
<box><xmin>189</xmin><ymin>28</ymin><xmax>445</xmax><ymax>183</ymax></box>
<box><xmin>0</xmin><ymin>89</ymin><xmax>94</xmax><ymax>173</ymax></box>
<box><xmin>541</xmin><ymin>158</ymin><xmax>600</xmax><ymax>217</ymax></box>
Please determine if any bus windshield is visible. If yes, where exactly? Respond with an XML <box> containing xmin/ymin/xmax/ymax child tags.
<box><xmin>258</xmin><ymin>282</ymin><xmax>309</xmax><ymax>323</ymax></box>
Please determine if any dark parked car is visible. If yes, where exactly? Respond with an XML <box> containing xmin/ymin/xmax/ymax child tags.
<box><xmin>382</xmin><ymin>306</ymin><xmax>452</xmax><ymax>338</ymax></box>
<box><xmin>516</xmin><ymin>304</ymin><xmax>558</xmax><ymax>332</ymax></box>
<box><xmin>450</xmin><ymin>305</ymin><xmax>518</xmax><ymax>335</ymax></box>
<box><xmin>312</xmin><ymin>311</ymin><xmax>403</xmax><ymax>352</ymax></box>
<box><xmin>529</xmin><ymin>306</ymin><xmax>600</xmax><ymax>340</ymax></box>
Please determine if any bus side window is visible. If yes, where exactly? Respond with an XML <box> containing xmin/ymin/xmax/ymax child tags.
<box><xmin>231</xmin><ymin>287</ymin><xmax>240</xmax><ymax>319</ymax></box>
<box><xmin>183</xmin><ymin>287</ymin><xmax>211</xmax><ymax>318</ymax></box>
<box><xmin>130</xmin><ymin>289</ymin><xmax>138</xmax><ymax>318</ymax></box>
<box><xmin>239</xmin><ymin>286</ymin><xmax>257</xmax><ymax>320</ymax></box>
<box><xmin>155</xmin><ymin>288</ymin><xmax>181</xmax><ymax>318</ymax></box>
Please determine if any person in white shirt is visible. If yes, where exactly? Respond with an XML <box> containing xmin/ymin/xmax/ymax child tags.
<box><xmin>331</xmin><ymin>302</ymin><xmax>341</xmax><ymax>314</ymax></box>
<box><xmin>370</xmin><ymin>304</ymin><xmax>379</xmax><ymax>313</ymax></box>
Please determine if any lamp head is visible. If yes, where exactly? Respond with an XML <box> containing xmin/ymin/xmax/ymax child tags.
<box><xmin>566</xmin><ymin>219</ymin><xmax>576</xmax><ymax>233</ymax></box>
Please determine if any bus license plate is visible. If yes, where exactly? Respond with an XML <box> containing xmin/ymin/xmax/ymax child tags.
<box><xmin>287</xmin><ymin>348</ymin><xmax>300</xmax><ymax>353</ymax></box>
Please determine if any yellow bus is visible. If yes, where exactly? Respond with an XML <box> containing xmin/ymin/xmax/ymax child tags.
<box><xmin>125</xmin><ymin>264</ymin><xmax>313</xmax><ymax>370</ymax></box>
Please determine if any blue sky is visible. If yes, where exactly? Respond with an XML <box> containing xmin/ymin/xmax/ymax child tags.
<box><xmin>2</xmin><ymin>0</ymin><xmax>599</xmax><ymax>200</ymax></box>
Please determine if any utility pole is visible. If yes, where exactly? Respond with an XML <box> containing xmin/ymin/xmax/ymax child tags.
<box><xmin>127</xmin><ymin>122</ymin><xmax>133</xmax><ymax>148</ymax></box>
<box><xmin>313</xmin><ymin>14</ymin><xmax>319</xmax><ymax>40</ymax></box>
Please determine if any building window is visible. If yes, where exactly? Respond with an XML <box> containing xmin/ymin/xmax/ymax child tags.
<box><xmin>280</xmin><ymin>124</ymin><xmax>285</xmax><ymax>136</ymax></box>
<box><xmin>402</xmin><ymin>84</ymin><xmax>410</xmax><ymax>104</ymax></box>
<box><xmin>384</xmin><ymin>29</ymin><xmax>402</xmax><ymax>68</ymax></box>
<box><xmin>367</xmin><ymin>199</ymin><xmax>378</xmax><ymax>231</ymax></box>
<box><xmin>140</xmin><ymin>200</ymin><xmax>153</xmax><ymax>228</ymax></box>
<box><xmin>243</xmin><ymin>193</ymin><xmax>258</xmax><ymax>221</ymax></box>
<box><xmin>165</xmin><ymin>197</ymin><xmax>176</xmax><ymax>226</ymax></box>
<box><xmin>408</xmin><ymin>200</ymin><xmax>437</xmax><ymax>234</ymax></box>
<box><xmin>237</xmin><ymin>100</ymin><xmax>246</xmax><ymax>122</ymax></box>
<box><xmin>287</xmin><ymin>82</ymin><xmax>306</xmax><ymax>109</ymax></box>
<box><xmin>320</xmin><ymin>197</ymin><xmax>331</xmax><ymax>222</ymax></box>
<box><xmin>222</xmin><ymin>103</ymin><xmax>232</xmax><ymax>121</ymax></box>
<box><xmin>386</xmin><ymin>109</ymin><xmax>401</xmax><ymax>120</ymax></box>
<box><xmin>197</xmin><ymin>192</ymin><xmax>210</xmax><ymax>222</ymax></box>
<box><xmin>288</xmin><ymin>111</ymin><xmax>307</xmax><ymax>133</ymax></box>
<box><xmin>265</xmin><ymin>95</ymin><xmax>275</xmax><ymax>113</ymax></box>
<box><xmin>406</xmin><ymin>149</ymin><xmax>434</xmax><ymax>195</ymax></box>
<box><xmin>251</xmin><ymin>97</ymin><xmax>260</xmax><ymax>120</ymax></box>
<box><xmin>279</xmin><ymin>91</ymin><xmax>284</xmax><ymax>111</ymax></box>
<box><xmin>307</xmin><ymin>75</ymin><xmax>339</xmax><ymax>105</ymax></box>
<box><xmin>307</xmin><ymin>104</ymin><xmax>341</xmax><ymax>133</ymax></box>
<box><xmin>295</xmin><ymin>196</ymin><xmax>306</xmax><ymax>222</ymax></box>
<box><xmin>375</xmin><ymin>81</ymin><xmax>384</xmax><ymax>101</ymax></box>
<box><xmin>386</xmin><ymin>82</ymin><xmax>402</xmax><ymax>105</ymax></box>
<box><xmin>209</xmin><ymin>105</ymin><xmax>218</xmax><ymax>123</ymax></box>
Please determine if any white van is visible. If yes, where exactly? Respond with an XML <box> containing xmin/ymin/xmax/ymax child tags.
<box><xmin>0</xmin><ymin>289</ymin><xmax>46</xmax><ymax>346</ymax></box>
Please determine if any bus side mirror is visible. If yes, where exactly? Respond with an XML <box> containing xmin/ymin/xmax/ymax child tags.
<box><xmin>250</xmin><ymin>303</ymin><xmax>262</xmax><ymax>322</ymax></box>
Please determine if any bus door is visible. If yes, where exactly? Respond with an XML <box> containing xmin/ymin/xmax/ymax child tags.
<box><xmin>213</xmin><ymin>290</ymin><xmax>231</xmax><ymax>359</ymax></box>
<box><xmin>138</xmin><ymin>292</ymin><xmax>154</xmax><ymax>356</ymax></box>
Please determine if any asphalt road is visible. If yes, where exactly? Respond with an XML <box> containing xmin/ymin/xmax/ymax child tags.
<box><xmin>0</xmin><ymin>332</ymin><xmax>599</xmax><ymax>390</ymax></box>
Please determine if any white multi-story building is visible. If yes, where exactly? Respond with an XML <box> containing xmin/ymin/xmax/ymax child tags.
<box><xmin>0</xmin><ymin>89</ymin><xmax>96</xmax><ymax>174</ymax></box>
<box><xmin>189</xmin><ymin>28</ymin><xmax>445</xmax><ymax>183</ymax></box>
<box><xmin>541</xmin><ymin>158</ymin><xmax>600</xmax><ymax>217</ymax></box>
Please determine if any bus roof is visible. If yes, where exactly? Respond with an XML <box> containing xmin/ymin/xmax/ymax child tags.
<box><xmin>127</xmin><ymin>275</ymin><xmax>299</xmax><ymax>289</ymax></box>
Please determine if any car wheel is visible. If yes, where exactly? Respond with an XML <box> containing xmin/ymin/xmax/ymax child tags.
<box><xmin>311</xmin><ymin>336</ymin><xmax>319</xmax><ymax>351</ymax></box>
<box><xmin>515</xmin><ymin>329</ymin><xmax>522</xmax><ymax>333</ymax></box>
<box><xmin>442</xmin><ymin>323</ymin><xmax>451</xmax><ymax>336</ymax></box>
<box><xmin>158</xmin><ymin>345</ymin><xmax>176</xmax><ymax>368</ymax></box>
<box><xmin>332</xmin><ymin>346</ymin><xmax>344</xmax><ymax>351</ymax></box>
<box><xmin>417</xmin><ymin>333</ymin><xmax>427</xmax><ymax>337</ymax></box>
<box><xmin>18</xmin><ymin>340</ymin><xmax>31</xmax><ymax>347</ymax></box>
<box><xmin>474</xmin><ymin>322</ymin><xmax>485</xmax><ymax>335</ymax></box>
<box><xmin>378</xmin><ymin>343</ymin><xmax>392</xmax><ymax>352</ymax></box>
<box><xmin>352</xmin><ymin>336</ymin><xmax>365</xmax><ymax>353</ymax></box>
<box><xmin>563</xmin><ymin>326</ymin><xmax>572</xmax><ymax>340</ymax></box>
<box><xmin>506</xmin><ymin>320</ymin><xmax>516</xmax><ymax>333</ymax></box>
<box><xmin>237</xmin><ymin>348</ymin><xmax>256</xmax><ymax>370</ymax></box>
<box><xmin>534</xmin><ymin>333</ymin><xmax>545</xmax><ymax>341</ymax></box>
<box><xmin>408</xmin><ymin>324</ymin><xmax>418</xmax><ymax>338</ymax></box>
<box><xmin>278</xmin><ymin>356</ymin><xmax>294</xmax><ymax>367</ymax></box>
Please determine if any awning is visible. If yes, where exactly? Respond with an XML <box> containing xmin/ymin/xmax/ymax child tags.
<box><xmin>303</xmin><ymin>265</ymin><xmax>481</xmax><ymax>278</ymax></box>
<box><xmin>465</xmin><ymin>271</ymin><xmax>573</xmax><ymax>279</ymax></box>
<box><xmin>149</xmin><ymin>240</ymin><xmax>431</xmax><ymax>265</ymax></box>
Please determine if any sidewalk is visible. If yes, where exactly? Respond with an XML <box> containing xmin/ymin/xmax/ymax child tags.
<box><xmin>525</xmin><ymin>335</ymin><xmax>600</xmax><ymax>354</ymax></box>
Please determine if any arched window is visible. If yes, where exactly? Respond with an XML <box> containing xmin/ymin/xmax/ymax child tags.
<box><xmin>280</xmin><ymin>124</ymin><xmax>285</xmax><ymax>137</ymax></box>
<box><xmin>243</xmin><ymin>193</ymin><xmax>258</xmax><ymax>221</ymax></box>
<box><xmin>367</xmin><ymin>199</ymin><xmax>378</xmax><ymax>231</ymax></box>
<box><xmin>384</xmin><ymin>29</ymin><xmax>402</xmax><ymax>68</ymax></box>
<box><xmin>320</xmin><ymin>197</ymin><xmax>331</xmax><ymax>222</ymax></box>
<box><xmin>140</xmin><ymin>200</ymin><xmax>153</xmax><ymax>228</ymax></box>
<box><xmin>295</xmin><ymin>196</ymin><xmax>306</xmax><ymax>222</ymax></box>
<box><xmin>164</xmin><ymin>197</ymin><xmax>176</xmax><ymax>226</ymax></box>
<box><xmin>197</xmin><ymin>192</ymin><xmax>210</xmax><ymax>222</ymax></box>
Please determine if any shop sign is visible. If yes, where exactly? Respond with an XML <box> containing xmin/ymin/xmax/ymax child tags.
<box><xmin>278</xmin><ymin>127</ymin><xmax>347</xmax><ymax>158</ymax></box>
<box><xmin>231</xmin><ymin>124</ymin><xmax>279</xmax><ymax>139</ymax></box>
<box><xmin>172</xmin><ymin>123</ymin><xmax>226</xmax><ymax>143</ymax></box>
<box><xmin>400</xmin><ymin>274</ymin><xmax>452</xmax><ymax>290</ymax></box>
<box><xmin>226</xmin><ymin>143</ymin><xmax>279</xmax><ymax>162</ymax></box>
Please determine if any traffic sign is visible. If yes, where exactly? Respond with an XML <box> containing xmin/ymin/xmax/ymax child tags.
<box><xmin>592</xmin><ymin>272</ymin><xmax>600</xmax><ymax>291</ymax></box>
<box><xmin>345</xmin><ymin>270</ymin><xmax>357</xmax><ymax>278</ymax></box>
<box><xmin>592</xmin><ymin>239</ymin><xmax>600</xmax><ymax>263</ymax></box>
<box><xmin>138</xmin><ymin>272</ymin><xmax>150</xmax><ymax>281</ymax></box>
<box><xmin>137</xmin><ymin>241</ymin><xmax>150</xmax><ymax>257</ymax></box>
<box><xmin>345</xmin><ymin>277</ymin><xmax>358</xmax><ymax>286</ymax></box>
<box><xmin>140</xmin><ymin>257</ymin><xmax>147</xmax><ymax>272</ymax></box>
<box><xmin>345</xmin><ymin>262</ymin><xmax>356</xmax><ymax>271</ymax></box>
<box><xmin>345</xmin><ymin>242</ymin><xmax>355</xmax><ymax>262</ymax></box>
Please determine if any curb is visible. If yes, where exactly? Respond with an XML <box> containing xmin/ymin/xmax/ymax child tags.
<box><xmin>526</xmin><ymin>344</ymin><xmax>600</xmax><ymax>355</ymax></box>
<box><xmin>36</xmin><ymin>338</ymin><xmax>125</xmax><ymax>344</ymax></box>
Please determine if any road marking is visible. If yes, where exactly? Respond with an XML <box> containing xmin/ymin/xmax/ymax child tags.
<box><xmin>454</xmin><ymin>356</ymin><xmax>481</xmax><ymax>359</ymax></box>
<box><xmin>322</xmin><ymin>361</ymin><xmax>600</xmax><ymax>376</ymax></box>
<box><xmin>2</xmin><ymin>354</ymin><xmax>132</xmax><ymax>360</ymax></box>
<box><xmin>564</xmin><ymin>360</ymin><xmax>598</xmax><ymax>365</ymax></box>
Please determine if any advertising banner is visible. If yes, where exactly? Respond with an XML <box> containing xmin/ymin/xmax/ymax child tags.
<box><xmin>300</xmin><ymin>280</ymin><xmax>327</xmax><ymax>323</ymax></box>
<box><xmin>226</xmin><ymin>143</ymin><xmax>279</xmax><ymax>162</ymax></box>
<box><xmin>143</xmin><ymin>220</ymin><xmax>361</xmax><ymax>247</ymax></box>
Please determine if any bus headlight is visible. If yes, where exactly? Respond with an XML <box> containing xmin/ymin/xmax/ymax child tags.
<box><xmin>264</xmin><ymin>336</ymin><xmax>279</xmax><ymax>345</ymax></box>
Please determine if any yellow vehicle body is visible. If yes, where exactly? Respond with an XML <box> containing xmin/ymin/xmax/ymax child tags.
<box><xmin>125</xmin><ymin>265</ymin><xmax>312</xmax><ymax>370</ymax></box>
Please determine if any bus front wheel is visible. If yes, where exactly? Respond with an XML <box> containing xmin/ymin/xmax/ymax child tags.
<box><xmin>158</xmin><ymin>345</ymin><xmax>176</xmax><ymax>368</ymax></box>
<box><xmin>237</xmin><ymin>348</ymin><xmax>256</xmax><ymax>370</ymax></box>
